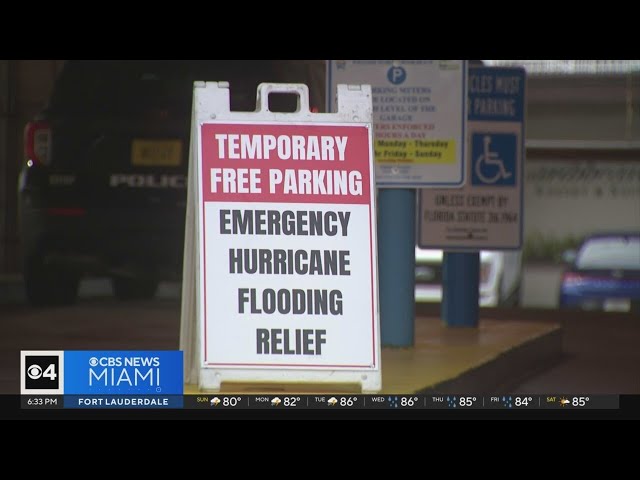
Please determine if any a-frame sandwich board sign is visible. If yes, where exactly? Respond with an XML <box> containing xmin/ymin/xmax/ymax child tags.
<box><xmin>180</xmin><ymin>82</ymin><xmax>381</xmax><ymax>392</ymax></box>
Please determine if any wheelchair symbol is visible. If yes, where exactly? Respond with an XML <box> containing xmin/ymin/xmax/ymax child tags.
<box><xmin>471</xmin><ymin>133</ymin><xmax>516</xmax><ymax>186</ymax></box>
<box><xmin>475</xmin><ymin>135</ymin><xmax>513</xmax><ymax>184</ymax></box>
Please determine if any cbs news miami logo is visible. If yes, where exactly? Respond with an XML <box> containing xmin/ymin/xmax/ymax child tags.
<box><xmin>21</xmin><ymin>351</ymin><xmax>64</xmax><ymax>394</ymax></box>
<box><xmin>21</xmin><ymin>350</ymin><xmax>183</xmax><ymax>395</ymax></box>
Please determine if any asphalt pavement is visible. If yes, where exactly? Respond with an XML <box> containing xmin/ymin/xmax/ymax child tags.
<box><xmin>1</xmin><ymin>276</ymin><xmax>638</xmax><ymax>395</ymax></box>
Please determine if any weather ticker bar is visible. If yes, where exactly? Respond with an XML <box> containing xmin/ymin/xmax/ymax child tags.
<box><xmin>20</xmin><ymin>394</ymin><xmax>619</xmax><ymax>410</ymax></box>
<box><xmin>178</xmin><ymin>394</ymin><xmax>619</xmax><ymax>410</ymax></box>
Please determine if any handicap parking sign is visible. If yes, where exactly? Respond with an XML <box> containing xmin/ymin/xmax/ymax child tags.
<box><xmin>419</xmin><ymin>66</ymin><xmax>525</xmax><ymax>250</ymax></box>
<box><xmin>471</xmin><ymin>133</ymin><xmax>516</xmax><ymax>186</ymax></box>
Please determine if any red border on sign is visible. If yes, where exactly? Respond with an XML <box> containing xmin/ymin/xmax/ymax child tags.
<box><xmin>200</xmin><ymin>122</ymin><xmax>377</xmax><ymax>369</ymax></box>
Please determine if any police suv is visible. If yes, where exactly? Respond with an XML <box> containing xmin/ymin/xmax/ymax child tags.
<box><xmin>18</xmin><ymin>60</ymin><xmax>301</xmax><ymax>305</ymax></box>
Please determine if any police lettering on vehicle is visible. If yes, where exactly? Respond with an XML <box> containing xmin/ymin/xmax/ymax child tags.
<box><xmin>109</xmin><ymin>174</ymin><xmax>185</xmax><ymax>188</ymax></box>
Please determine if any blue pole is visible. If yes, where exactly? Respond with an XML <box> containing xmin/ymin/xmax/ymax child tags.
<box><xmin>377</xmin><ymin>188</ymin><xmax>415</xmax><ymax>346</ymax></box>
<box><xmin>442</xmin><ymin>252</ymin><xmax>479</xmax><ymax>327</ymax></box>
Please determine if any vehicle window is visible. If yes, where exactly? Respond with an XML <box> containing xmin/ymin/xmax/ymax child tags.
<box><xmin>46</xmin><ymin>60</ymin><xmax>283</xmax><ymax>115</ymax></box>
<box><xmin>576</xmin><ymin>235</ymin><xmax>640</xmax><ymax>269</ymax></box>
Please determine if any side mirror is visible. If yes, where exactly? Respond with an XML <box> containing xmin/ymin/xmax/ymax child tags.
<box><xmin>561</xmin><ymin>249</ymin><xmax>577</xmax><ymax>265</ymax></box>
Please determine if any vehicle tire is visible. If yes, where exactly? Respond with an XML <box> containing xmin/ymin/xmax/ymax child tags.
<box><xmin>24</xmin><ymin>251</ymin><xmax>79</xmax><ymax>306</ymax></box>
<box><xmin>112</xmin><ymin>277</ymin><xmax>159</xmax><ymax>300</ymax></box>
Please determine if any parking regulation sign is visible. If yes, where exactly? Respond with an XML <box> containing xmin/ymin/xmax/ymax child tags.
<box><xmin>418</xmin><ymin>67</ymin><xmax>525</xmax><ymax>249</ymax></box>
<box><xmin>327</xmin><ymin>60</ymin><xmax>467</xmax><ymax>187</ymax></box>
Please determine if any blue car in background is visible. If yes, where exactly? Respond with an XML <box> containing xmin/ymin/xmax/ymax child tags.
<box><xmin>559</xmin><ymin>232</ymin><xmax>640</xmax><ymax>312</ymax></box>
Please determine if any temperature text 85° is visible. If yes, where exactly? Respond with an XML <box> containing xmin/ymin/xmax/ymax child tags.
<box><xmin>459</xmin><ymin>397</ymin><xmax>477</xmax><ymax>407</ymax></box>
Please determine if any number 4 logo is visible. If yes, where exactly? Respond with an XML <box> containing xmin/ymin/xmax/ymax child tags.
<box><xmin>21</xmin><ymin>351</ymin><xmax>64</xmax><ymax>395</ymax></box>
<box><xmin>27</xmin><ymin>362</ymin><xmax>57</xmax><ymax>380</ymax></box>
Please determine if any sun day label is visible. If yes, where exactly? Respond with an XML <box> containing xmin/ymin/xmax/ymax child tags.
<box><xmin>198</xmin><ymin>122</ymin><xmax>377</xmax><ymax>369</ymax></box>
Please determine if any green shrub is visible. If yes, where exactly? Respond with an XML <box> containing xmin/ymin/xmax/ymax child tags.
<box><xmin>523</xmin><ymin>231</ymin><xmax>582</xmax><ymax>263</ymax></box>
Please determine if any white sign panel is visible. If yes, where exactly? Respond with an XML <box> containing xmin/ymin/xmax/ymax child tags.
<box><xmin>180</xmin><ymin>82</ymin><xmax>381</xmax><ymax>392</ymax></box>
<box><xmin>327</xmin><ymin>60</ymin><xmax>467</xmax><ymax>187</ymax></box>
<box><xmin>418</xmin><ymin>67</ymin><xmax>525</xmax><ymax>249</ymax></box>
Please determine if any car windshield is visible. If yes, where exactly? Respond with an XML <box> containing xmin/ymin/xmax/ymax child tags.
<box><xmin>46</xmin><ymin>60</ymin><xmax>282</xmax><ymax>115</ymax></box>
<box><xmin>576</xmin><ymin>235</ymin><xmax>640</xmax><ymax>269</ymax></box>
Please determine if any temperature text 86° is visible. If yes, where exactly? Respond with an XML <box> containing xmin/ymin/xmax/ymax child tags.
<box><xmin>337</xmin><ymin>397</ymin><xmax>358</xmax><ymax>407</ymax></box>
<box><xmin>401</xmin><ymin>397</ymin><xmax>420</xmax><ymax>407</ymax></box>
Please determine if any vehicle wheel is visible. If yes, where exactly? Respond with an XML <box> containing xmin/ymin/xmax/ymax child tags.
<box><xmin>112</xmin><ymin>277</ymin><xmax>159</xmax><ymax>300</ymax></box>
<box><xmin>24</xmin><ymin>251</ymin><xmax>79</xmax><ymax>306</ymax></box>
